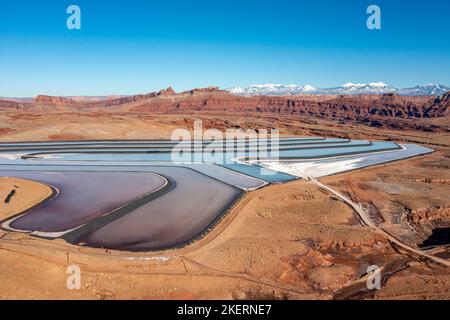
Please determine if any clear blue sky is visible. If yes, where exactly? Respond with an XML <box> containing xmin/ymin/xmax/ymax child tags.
<box><xmin>1</xmin><ymin>0</ymin><xmax>449</xmax><ymax>97</ymax></box>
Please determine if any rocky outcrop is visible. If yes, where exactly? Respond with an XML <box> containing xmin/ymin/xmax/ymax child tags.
<box><xmin>158</xmin><ymin>87</ymin><xmax>176</xmax><ymax>96</ymax></box>
<box><xmin>77</xmin><ymin>87</ymin><xmax>178</xmax><ymax>109</ymax></box>
<box><xmin>432</xmin><ymin>91</ymin><xmax>450</xmax><ymax>116</ymax></box>
<box><xmin>0</xmin><ymin>98</ymin><xmax>35</xmax><ymax>110</ymax></box>
<box><xmin>411</xmin><ymin>206</ymin><xmax>450</xmax><ymax>225</ymax></box>
<box><xmin>34</xmin><ymin>95</ymin><xmax>77</xmax><ymax>106</ymax></box>
<box><xmin>184</xmin><ymin>86</ymin><xmax>227</xmax><ymax>95</ymax></box>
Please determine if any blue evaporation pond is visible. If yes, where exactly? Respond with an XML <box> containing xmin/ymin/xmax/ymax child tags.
<box><xmin>0</xmin><ymin>137</ymin><xmax>330</xmax><ymax>149</ymax></box>
<box><xmin>41</xmin><ymin>139</ymin><xmax>361</xmax><ymax>162</ymax></box>
<box><xmin>275</xmin><ymin>141</ymin><xmax>400</xmax><ymax>159</ymax></box>
<box><xmin>48</xmin><ymin>140</ymin><xmax>397</xmax><ymax>163</ymax></box>
<box><xmin>6</xmin><ymin>139</ymin><xmax>401</xmax><ymax>183</ymax></box>
<box><xmin>220</xmin><ymin>163</ymin><xmax>297</xmax><ymax>183</ymax></box>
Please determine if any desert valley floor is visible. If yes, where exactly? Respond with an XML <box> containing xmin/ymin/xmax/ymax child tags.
<box><xmin>0</xmin><ymin>90</ymin><xmax>449</xmax><ymax>300</ymax></box>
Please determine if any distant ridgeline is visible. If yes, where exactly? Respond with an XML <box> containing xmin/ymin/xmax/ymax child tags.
<box><xmin>0</xmin><ymin>86</ymin><xmax>448</xmax><ymax>132</ymax></box>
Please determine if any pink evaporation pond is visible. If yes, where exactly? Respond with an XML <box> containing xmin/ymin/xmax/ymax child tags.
<box><xmin>8</xmin><ymin>171</ymin><xmax>166</xmax><ymax>232</ymax></box>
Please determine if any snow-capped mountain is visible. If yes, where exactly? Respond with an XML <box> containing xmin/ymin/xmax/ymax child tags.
<box><xmin>228</xmin><ymin>84</ymin><xmax>316</xmax><ymax>96</ymax></box>
<box><xmin>228</xmin><ymin>82</ymin><xmax>449</xmax><ymax>96</ymax></box>
<box><xmin>398</xmin><ymin>84</ymin><xmax>450</xmax><ymax>96</ymax></box>
<box><xmin>228</xmin><ymin>82</ymin><xmax>396</xmax><ymax>96</ymax></box>
<box><xmin>317</xmin><ymin>82</ymin><xmax>397</xmax><ymax>95</ymax></box>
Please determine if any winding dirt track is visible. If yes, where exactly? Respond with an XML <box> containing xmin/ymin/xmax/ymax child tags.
<box><xmin>179</xmin><ymin>256</ymin><xmax>320</xmax><ymax>296</ymax></box>
<box><xmin>309</xmin><ymin>176</ymin><xmax>450</xmax><ymax>268</ymax></box>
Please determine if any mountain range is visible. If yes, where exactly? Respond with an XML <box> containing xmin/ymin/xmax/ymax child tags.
<box><xmin>2</xmin><ymin>84</ymin><xmax>448</xmax><ymax>102</ymax></box>
<box><xmin>228</xmin><ymin>83</ymin><xmax>449</xmax><ymax>96</ymax></box>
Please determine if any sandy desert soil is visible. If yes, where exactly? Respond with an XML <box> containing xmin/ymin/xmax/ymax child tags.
<box><xmin>0</xmin><ymin>112</ymin><xmax>448</xmax><ymax>300</ymax></box>
<box><xmin>322</xmin><ymin>149</ymin><xmax>450</xmax><ymax>299</ymax></box>
<box><xmin>322</xmin><ymin>149</ymin><xmax>450</xmax><ymax>250</ymax></box>
<box><xmin>0</xmin><ymin>111</ymin><xmax>448</xmax><ymax>147</ymax></box>
<box><xmin>0</xmin><ymin>177</ymin><xmax>54</xmax><ymax>220</ymax></box>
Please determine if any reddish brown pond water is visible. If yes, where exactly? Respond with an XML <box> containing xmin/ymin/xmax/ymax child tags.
<box><xmin>3</xmin><ymin>171</ymin><xmax>167</xmax><ymax>232</ymax></box>
<box><xmin>80</xmin><ymin>166</ymin><xmax>241</xmax><ymax>251</ymax></box>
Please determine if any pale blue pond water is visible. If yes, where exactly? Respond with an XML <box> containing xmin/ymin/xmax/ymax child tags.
<box><xmin>0</xmin><ymin>139</ymin><xmax>402</xmax><ymax>183</ymax></box>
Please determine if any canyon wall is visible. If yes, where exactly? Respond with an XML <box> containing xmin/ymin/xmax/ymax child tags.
<box><xmin>1</xmin><ymin>88</ymin><xmax>448</xmax><ymax>132</ymax></box>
